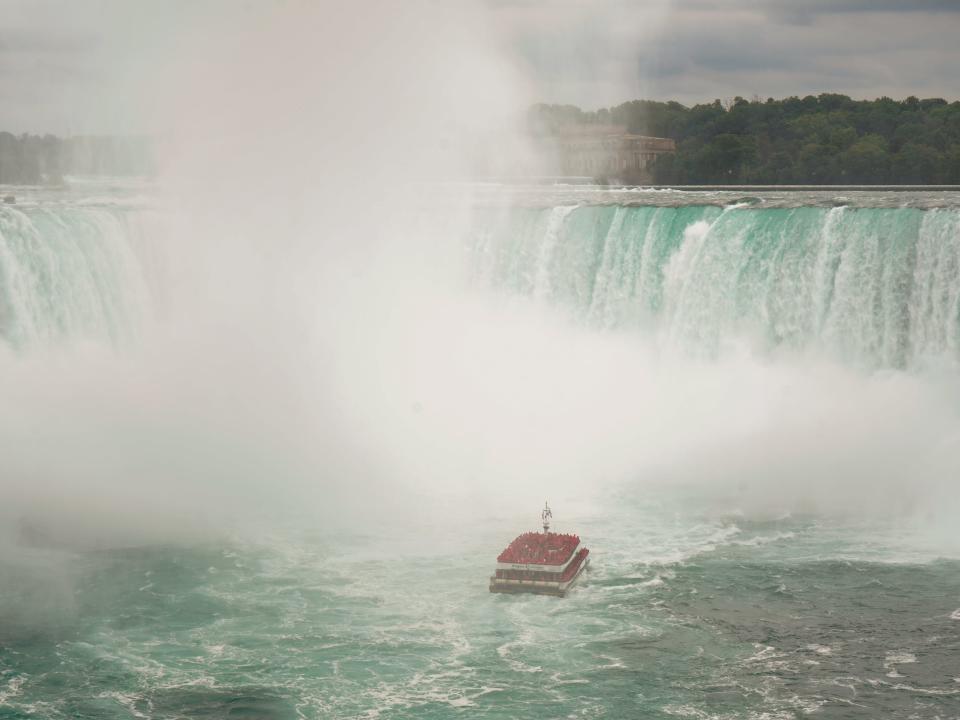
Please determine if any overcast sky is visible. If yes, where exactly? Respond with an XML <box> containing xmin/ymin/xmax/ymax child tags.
<box><xmin>0</xmin><ymin>0</ymin><xmax>958</xmax><ymax>134</ymax></box>
<box><xmin>489</xmin><ymin>0</ymin><xmax>960</xmax><ymax>109</ymax></box>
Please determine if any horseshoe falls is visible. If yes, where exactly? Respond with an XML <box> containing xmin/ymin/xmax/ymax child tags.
<box><xmin>0</xmin><ymin>203</ymin><xmax>158</xmax><ymax>350</ymax></box>
<box><xmin>3</xmin><ymin>194</ymin><xmax>959</xmax><ymax>371</ymax></box>
<box><xmin>469</xmin><ymin>204</ymin><xmax>960</xmax><ymax>369</ymax></box>
<box><xmin>2</xmin><ymin>187</ymin><xmax>960</xmax><ymax>720</ymax></box>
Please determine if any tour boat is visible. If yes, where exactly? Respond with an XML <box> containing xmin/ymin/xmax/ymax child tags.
<box><xmin>489</xmin><ymin>502</ymin><xmax>590</xmax><ymax>597</ymax></box>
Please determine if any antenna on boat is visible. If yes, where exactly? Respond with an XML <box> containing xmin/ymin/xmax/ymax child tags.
<box><xmin>542</xmin><ymin>501</ymin><xmax>552</xmax><ymax>534</ymax></box>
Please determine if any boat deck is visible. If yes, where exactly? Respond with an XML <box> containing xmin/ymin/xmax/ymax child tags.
<box><xmin>489</xmin><ymin>556</ymin><xmax>590</xmax><ymax>597</ymax></box>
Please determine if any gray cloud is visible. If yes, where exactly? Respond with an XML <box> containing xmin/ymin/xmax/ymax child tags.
<box><xmin>755</xmin><ymin>0</ymin><xmax>960</xmax><ymax>26</ymax></box>
<box><xmin>489</xmin><ymin>0</ymin><xmax>960</xmax><ymax>108</ymax></box>
<box><xmin>0</xmin><ymin>0</ymin><xmax>956</xmax><ymax>133</ymax></box>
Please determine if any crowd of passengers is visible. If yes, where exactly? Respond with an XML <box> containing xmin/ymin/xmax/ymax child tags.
<box><xmin>497</xmin><ymin>532</ymin><xmax>580</xmax><ymax>564</ymax></box>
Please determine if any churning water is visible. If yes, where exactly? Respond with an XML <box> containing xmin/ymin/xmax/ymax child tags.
<box><xmin>1</xmin><ymin>184</ymin><xmax>959</xmax><ymax>719</ymax></box>
<box><xmin>0</xmin><ymin>181</ymin><xmax>161</xmax><ymax>350</ymax></box>
<box><xmin>468</xmin><ymin>193</ymin><xmax>960</xmax><ymax>369</ymax></box>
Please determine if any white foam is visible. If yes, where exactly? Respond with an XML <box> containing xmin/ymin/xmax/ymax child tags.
<box><xmin>950</xmin><ymin>608</ymin><xmax>960</xmax><ymax>620</ymax></box>
<box><xmin>358</xmin><ymin>666</ymin><xmax>498</xmax><ymax>719</ymax></box>
<box><xmin>596</xmin><ymin>654</ymin><xmax>626</xmax><ymax>670</ymax></box>
<box><xmin>661</xmin><ymin>703</ymin><xmax>712</xmax><ymax>718</ymax></box>
<box><xmin>0</xmin><ymin>675</ymin><xmax>25</xmax><ymax>705</ymax></box>
<box><xmin>495</xmin><ymin>637</ymin><xmax>543</xmax><ymax>673</ymax></box>
<box><xmin>157</xmin><ymin>675</ymin><xmax>217</xmax><ymax>690</ymax></box>
<box><xmin>886</xmin><ymin>682</ymin><xmax>959</xmax><ymax>696</ymax></box>
<box><xmin>883</xmin><ymin>651</ymin><xmax>917</xmax><ymax>678</ymax></box>
<box><xmin>549</xmin><ymin>671</ymin><xmax>589</xmax><ymax>686</ymax></box>
<box><xmin>641</xmin><ymin>524</ymin><xmax>742</xmax><ymax>566</ymax></box>
<box><xmin>743</xmin><ymin>644</ymin><xmax>779</xmax><ymax>663</ymax></box>
<box><xmin>733</xmin><ymin>531</ymin><xmax>796</xmax><ymax>547</ymax></box>
<box><xmin>97</xmin><ymin>691</ymin><xmax>151</xmax><ymax>719</ymax></box>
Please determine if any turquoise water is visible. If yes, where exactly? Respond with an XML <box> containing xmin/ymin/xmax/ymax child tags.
<box><xmin>468</xmin><ymin>203</ymin><xmax>960</xmax><ymax>368</ymax></box>
<box><xmin>0</xmin><ymin>198</ymin><xmax>158</xmax><ymax>349</ymax></box>
<box><xmin>2</xmin><ymin>186</ymin><xmax>960</xmax><ymax>718</ymax></box>
<box><xmin>3</xmin><ymin>188</ymin><xmax>959</xmax><ymax>368</ymax></box>
<box><xmin>3</xmin><ymin>495</ymin><xmax>959</xmax><ymax>719</ymax></box>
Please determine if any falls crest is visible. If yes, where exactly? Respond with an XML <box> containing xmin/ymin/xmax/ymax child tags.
<box><xmin>469</xmin><ymin>204</ymin><xmax>960</xmax><ymax>368</ymax></box>
<box><xmin>4</xmin><ymin>200</ymin><xmax>960</xmax><ymax>369</ymax></box>
<box><xmin>0</xmin><ymin>205</ymin><xmax>158</xmax><ymax>349</ymax></box>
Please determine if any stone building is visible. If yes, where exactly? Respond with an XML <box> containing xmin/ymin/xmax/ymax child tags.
<box><xmin>554</xmin><ymin>125</ymin><xmax>676</xmax><ymax>183</ymax></box>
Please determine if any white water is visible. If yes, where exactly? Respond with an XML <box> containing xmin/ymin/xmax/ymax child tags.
<box><xmin>0</xmin><ymin>187</ymin><xmax>958</xmax><ymax>556</ymax></box>
<box><xmin>470</xmin><ymin>203</ymin><xmax>960</xmax><ymax>369</ymax></box>
<box><xmin>0</xmin><ymin>204</ymin><xmax>159</xmax><ymax>349</ymax></box>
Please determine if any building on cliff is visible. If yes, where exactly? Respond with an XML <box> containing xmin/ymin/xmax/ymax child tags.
<box><xmin>468</xmin><ymin>124</ymin><xmax>676</xmax><ymax>183</ymax></box>
<box><xmin>551</xmin><ymin>125</ymin><xmax>676</xmax><ymax>183</ymax></box>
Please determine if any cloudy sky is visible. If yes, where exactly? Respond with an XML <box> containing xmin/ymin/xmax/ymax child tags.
<box><xmin>489</xmin><ymin>0</ymin><xmax>960</xmax><ymax>109</ymax></box>
<box><xmin>0</xmin><ymin>0</ymin><xmax>957</xmax><ymax>134</ymax></box>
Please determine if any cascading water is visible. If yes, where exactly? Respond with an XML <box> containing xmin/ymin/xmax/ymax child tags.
<box><xmin>0</xmin><ymin>203</ymin><xmax>158</xmax><ymax>349</ymax></box>
<box><xmin>469</xmin><ymin>203</ymin><xmax>960</xmax><ymax>368</ymax></box>
<box><xmin>7</xmin><ymin>191</ymin><xmax>958</xmax><ymax>372</ymax></box>
<box><xmin>3</xmin><ymin>186</ymin><xmax>960</xmax><ymax>719</ymax></box>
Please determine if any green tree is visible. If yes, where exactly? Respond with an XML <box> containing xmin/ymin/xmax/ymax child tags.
<box><xmin>532</xmin><ymin>95</ymin><xmax>960</xmax><ymax>184</ymax></box>
<box><xmin>839</xmin><ymin>135</ymin><xmax>889</xmax><ymax>183</ymax></box>
<box><xmin>892</xmin><ymin>142</ymin><xmax>942</xmax><ymax>183</ymax></box>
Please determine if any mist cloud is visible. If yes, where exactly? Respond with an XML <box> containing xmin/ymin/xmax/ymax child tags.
<box><xmin>2</xmin><ymin>0</ymin><xmax>958</xmax><ymax>555</ymax></box>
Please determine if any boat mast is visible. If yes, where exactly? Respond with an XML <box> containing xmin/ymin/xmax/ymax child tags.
<box><xmin>542</xmin><ymin>501</ymin><xmax>552</xmax><ymax>534</ymax></box>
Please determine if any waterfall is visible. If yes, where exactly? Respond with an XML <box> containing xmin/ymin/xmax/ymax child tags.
<box><xmin>0</xmin><ymin>205</ymin><xmax>159</xmax><ymax>349</ymax></box>
<box><xmin>468</xmin><ymin>204</ymin><xmax>960</xmax><ymax>368</ymax></box>
<box><xmin>6</xmin><ymin>197</ymin><xmax>960</xmax><ymax>369</ymax></box>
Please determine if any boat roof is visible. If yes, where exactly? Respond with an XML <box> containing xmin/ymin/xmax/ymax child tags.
<box><xmin>496</xmin><ymin>531</ymin><xmax>580</xmax><ymax>566</ymax></box>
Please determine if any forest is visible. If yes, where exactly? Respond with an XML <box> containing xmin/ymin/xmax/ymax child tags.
<box><xmin>530</xmin><ymin>95</ymin><xmax>960</xmax><ymax>184</ymax></box>
<box><xmin>0</xmin><ymin>133</ymin><xmax>154</xmax><ymax>185</ymax></box>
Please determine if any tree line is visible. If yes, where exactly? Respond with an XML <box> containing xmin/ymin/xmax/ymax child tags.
<box><xmin>0</xmin><ymin>133</ymin><xmax>154</xmax><ymax>185</ymax></box>
<box><xmin>530</xmin><ymin>95</ymin><xmax>960</xmax><ymax>184</ymax></box>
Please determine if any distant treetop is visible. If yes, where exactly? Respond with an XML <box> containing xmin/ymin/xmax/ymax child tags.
<box><xmin>529</xmin><ymin>95</ymin><xmax>960</xmax><ymax>184</ymax></box>
<box><xmin>0</xmin><ymin>134</ymin><xmax>154</xmax><ymax>186</ymax></box>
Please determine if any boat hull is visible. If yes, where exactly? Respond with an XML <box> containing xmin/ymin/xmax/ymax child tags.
<box><xmin>489</xmin><ymin>557</ymin><xmax>589</xmax><ymax>597</ymax></box>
